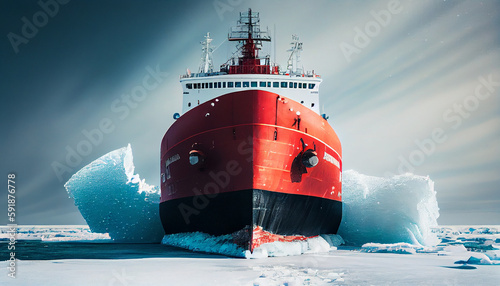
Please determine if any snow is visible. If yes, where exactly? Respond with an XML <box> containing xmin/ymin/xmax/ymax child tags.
<box><xmin>361</xmin><ymin>242</ymin><xmax>419</xmax><ymax>254</ymax></box>
<box><xmin>442</xmin><ymin>244</ymin><xmax>468</xmax><ymax>253</ymax></box>
<box><xmin>245</xmin><ymin>235</ymin><xmax>343</xmax><ymax>259</ymax></box>
<box><xmin>2</xmin><ymin>223</ymin><xmax>500</xmax><ymax>285</ymax></box>
<box><xmin>64</xmin><ymin>144</ymin><xmax>164</xmax><ymax>243</ymax></box>
<box><xmin>455</xmin><ymin>253</ymin><xmax>499</xmax><ymax>265</ymax></box>
<box><xmin>0</xmin><ymin>225</ymin><xmax>110</xmax><ymax>242</ymax></box>
<box><xmin>2</xmin><ymin>242</ymin><xmax>500</xmax><ymax>285</ymax></box>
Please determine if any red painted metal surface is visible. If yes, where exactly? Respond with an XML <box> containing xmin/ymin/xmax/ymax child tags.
<box><xmin>251</xmin><ymin>226</ymin><xmax>315</xmax><ymax>251</ymax></box>
<box><xmin>160</xmin><ymin>90</ymin><xmax>342</xmax><ymax>204</ymax></box>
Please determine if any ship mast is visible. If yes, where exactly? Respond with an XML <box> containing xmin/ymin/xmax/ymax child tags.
<box><xmin>286</xmin><ymin>35</ymin><xmax>303</xmax><ymax>75</ymax></box>
<box><xmin>199</xmin><ymin>32</ymin><xmax>214</xmax><ymax>73</ymax></box>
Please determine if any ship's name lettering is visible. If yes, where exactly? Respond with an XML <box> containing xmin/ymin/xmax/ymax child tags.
<box><xmin>165</xmin><ymin>154</ymin><xmax>180</xmax><ymax>167</ymax></box>
<box><xmin>323</xmin><ymin>152</ymin><xmax>340</xmax><ymax>169</ymax></box>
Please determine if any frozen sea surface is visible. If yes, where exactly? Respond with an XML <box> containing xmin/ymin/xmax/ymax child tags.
<box><xmin>1</xmin><ymin>226</ymin><xmax>500</xmax><ymax>286</ymax></box>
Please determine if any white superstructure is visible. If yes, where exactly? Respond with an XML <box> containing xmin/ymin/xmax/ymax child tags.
<box><xmin>179</xmin><ymin>10</ymin><xmax>323</xmax><ymax>115</ymax></box>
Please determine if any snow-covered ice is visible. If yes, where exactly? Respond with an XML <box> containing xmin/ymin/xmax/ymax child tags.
<box><xmin>0</xmin><ymin>225</ymin><xmax>110</xmax><ymax>242</ymax></box>
<box><xmin>2</xmin><ymin>236</ymin><xmax>500</xmax><ymax>286</ymax></box>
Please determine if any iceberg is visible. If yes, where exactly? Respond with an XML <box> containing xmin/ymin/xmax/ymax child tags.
<box><xmin>361</xmin><ymin>242</ymin><xmax>418</xmax><ymax>254</ymax></box>
<box><xmin>64</xmin><ymin>144</ymin><xmax>164</xmax><ymax>243</ymax></box>
<box><xmin>338</xmin><ymin>170</ymin><xmax>440</xmax><ymax>246</ymax></box>
<box><xmin>0</xmin><ymin>225</ymin><xmax>111</xmax><ymax>242</ymax></box>
<box><xmin>455</xmin><ymin>253</ymin><xmax>500</xmax><ymax>265</ymax></box>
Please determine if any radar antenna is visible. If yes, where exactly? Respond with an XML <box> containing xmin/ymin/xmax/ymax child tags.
<box><xmin>223</xmin><ymin>8</ymin><xmax>277</xmax><ymax>74</ymax></box>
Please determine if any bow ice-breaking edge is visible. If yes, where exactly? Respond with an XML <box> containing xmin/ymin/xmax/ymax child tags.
<box><xmin>159</xmin><ymin>9</ymin><xmax>342</xmax><ymax>253</ymax></box>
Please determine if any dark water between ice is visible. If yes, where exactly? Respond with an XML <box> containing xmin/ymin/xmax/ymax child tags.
<box><xmin>0</xmin><ymin>241</ymin><xmax>228</xmax><ymax>260</ymax></box>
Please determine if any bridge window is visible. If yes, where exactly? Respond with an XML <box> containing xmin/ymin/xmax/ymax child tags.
<box><xmin>289</xmin><ymin>82</ymin><xmax>293</xmax><ymax>88</ymax></box>
<box><xmin>294</xmin><ymin>82</ymin><xmax>297</xmax><ymax>88</ymax></box>
<box><xmin>209</xmin><ymin>82</ymin><xmax>213</xmax><ymax>88</ymax></box>
<box><xmin>223</xmin><ymin>82</ymin><xmax>226</xmax><ymax>88</ymax></box>
<box><xmin>235</xmin><ymin>82</ymin><xmax>242</xmax><ymax>88</ymax></box>
<box><xmin>299</xmin><ymin>83</ymin><xmax>302</xmax><ymax>88</ymax></box>
<box><xmin>302</xmin><ymin>83</ymin><xmax>307</xmax><ymax>89</ymax></box>
<box><xmin>243</xmin><ymin>81</ymin><xmax>249</xmax><ymax>87</ymax></box>
<box><xmin>267</xmin><ymin>82</ymin><xmax>271</xmax><ymax>87</ymax></box>
<box><xmin>281</xmin><ymin>82</ymin><xmax>287</xmax><ymax>88</ymax></box>
<box><xmin>218</xmin><ymin>82</ymin><xmax>221</xmax><ymax>88</ymax></box>
<box><xmin>251</xmin><ymin>81</ymin><xmax>257</xmax><ymax>87</ymax></box>
<box><xmin>259</xmin><ymin>81</ymin><xmax>266</xmax><ymax>87</ymax></box>
<box><xmin>186</xmin><ymin>83</ymin><xmax>192</xmax><ymax>89</ymax></box>
<box><xmin>228</xmin><ymin>82</ymin><xmax>234</xmax><ymax>88</ymax></box>
<box><xmin>308</xmin><ymin>83</ymin><xmax>316</xmax><ymax>89</ymax></box>
<box><xmin>273</xmin><ymin>82</ymin><xmax>279</xmax><ymax>88</ymax></box>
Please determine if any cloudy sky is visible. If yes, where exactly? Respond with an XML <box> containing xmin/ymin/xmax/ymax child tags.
<box><xmin>1</xmin><ymin>0</ymin><xmax>499</xmax><ymax>225</ymax></box>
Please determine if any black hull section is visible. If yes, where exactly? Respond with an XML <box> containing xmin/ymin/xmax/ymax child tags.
<box><xmin>160</xmin><ymin>189</ymin><xmax>342</xmax><ymax>241</ymax></box>
<box><xmin>252</xmin><ymin>190</ymin><xmax>342</xmax><ymax>236</ymax></box>
<box><xmin>160</xmin><ymin>190</ymin><xmax>253</xmax><ymax>236</ymax></box>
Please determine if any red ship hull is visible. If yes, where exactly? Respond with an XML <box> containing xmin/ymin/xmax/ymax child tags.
<box><xmin>160</xmin><ymin>90</ymin><xmax>342</xmax><ymax>251</ymax></box>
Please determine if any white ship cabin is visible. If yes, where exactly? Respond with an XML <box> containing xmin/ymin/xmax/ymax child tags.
<box><xmin>180</xmin><ymin>74</ymin><xmax>321</xmax><ymax>114</ymax></box>
<box><xmin>179</xmin><ymin>10</ymin><xmax>322</xmax><ymax>115</ymax></box>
